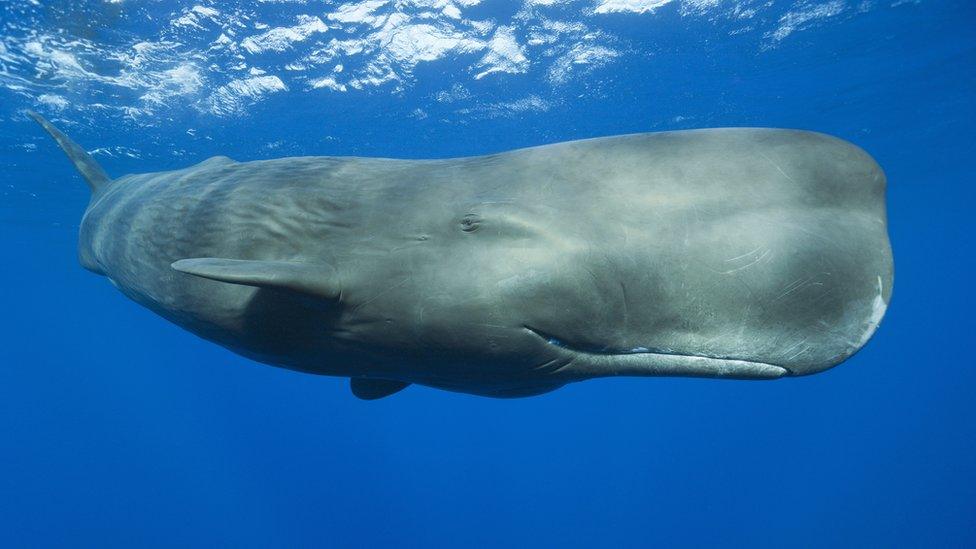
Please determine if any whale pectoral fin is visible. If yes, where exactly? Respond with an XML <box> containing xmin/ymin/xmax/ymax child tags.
<box><xmin>171</xmin><ymin>258</ymin><xmax>340</xmax><ymax>300</ymax></box>
<box><xmin>350</xmin><ymin>378</ymin><xmax>410</xmax><ymax>400</ymax></box>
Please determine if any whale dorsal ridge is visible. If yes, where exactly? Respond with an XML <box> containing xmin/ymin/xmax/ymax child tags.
<box><xmin>171</xmin><ymin>258</ymin><xmax>340</xmax><ymax>300</ymax></box>
<box><xmin>350</xmin><ymin>378</ymin><xmax>410</xmax><ymax>400</ymax></box>
<box><xmin>195</xmin><ymin>155</ymin><xmax>235</xmax><ymax>168</ymax></box>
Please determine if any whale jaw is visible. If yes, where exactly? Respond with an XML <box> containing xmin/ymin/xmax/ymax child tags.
<box><xmin>523</xmin><ymin>326</ymin><xmax>790</xmax><ymax>380</ymax></box>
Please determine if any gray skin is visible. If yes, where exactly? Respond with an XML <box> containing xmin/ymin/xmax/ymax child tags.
<box><xmin>30</xmin><ymin>112</ymin><xmax>892</xmax><ymax>399</ymax></box>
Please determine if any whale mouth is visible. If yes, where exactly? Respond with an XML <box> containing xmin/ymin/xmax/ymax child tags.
<box><xmin>523</xmin><ymin>325</ymin><xmax>790</xmax><ymax>379</ymax></box>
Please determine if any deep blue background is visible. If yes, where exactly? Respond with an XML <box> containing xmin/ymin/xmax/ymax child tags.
<box><xmin>2</xmin><ymin>2</ymin><xmax>974</xmax><ymax>547</ymax></box>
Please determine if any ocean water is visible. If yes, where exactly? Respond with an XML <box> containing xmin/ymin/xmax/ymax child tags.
<box><xmin>1</xmin><ymin>1</ymin><xmax>973</xmax><ymax>547</ymax></box>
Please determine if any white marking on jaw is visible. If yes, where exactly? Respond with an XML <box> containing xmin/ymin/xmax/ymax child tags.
<box><xmin>854</xmin><ymin>276</ymin><xmax>887</xmax><ymax>349</ymax></box>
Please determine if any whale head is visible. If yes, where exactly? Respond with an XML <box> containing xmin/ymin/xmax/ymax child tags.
<box><xmin>338</xmin><ymin>130</ymin><xmax>894</xmax><ymax>387</ymax></box>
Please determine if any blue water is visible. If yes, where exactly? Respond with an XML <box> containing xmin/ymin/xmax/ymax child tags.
<box><xmin>1</xmin><ymin>1</ymin><xmax>974</xmax><ymax>547</ymax></box>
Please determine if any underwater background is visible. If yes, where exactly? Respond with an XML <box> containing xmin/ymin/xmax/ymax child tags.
<box><xmin>1</xmin><ymin>0</ymin><xmax>973</xmax><ymax>547</ymax></box>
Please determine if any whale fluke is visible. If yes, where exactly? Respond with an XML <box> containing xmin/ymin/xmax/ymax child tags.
<box><xmin>27</xmin><ymin>111</ymin><xmax>111</xmax><ymax>192</ymax></box>
<box><xmin>171</xmin><ymin>258</ymin><xmax>342</xmax><ymax>300</ymax></box>
<box><xmin>350</xmin><ymin>378</ymin><xmax>410</xmax><ymax>400</ymax></box>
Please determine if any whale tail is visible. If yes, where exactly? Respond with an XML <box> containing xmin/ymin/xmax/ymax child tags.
<box><xmin>27</xmin><ymin>111</ymin><xmax>111</xmax><ymax>192</ymax></box>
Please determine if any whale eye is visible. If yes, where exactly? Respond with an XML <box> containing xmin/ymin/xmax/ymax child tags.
<box><xmin>459</xmin><ymin>213</ymin><xmax>481</xmax><ymax>233</ymax></box>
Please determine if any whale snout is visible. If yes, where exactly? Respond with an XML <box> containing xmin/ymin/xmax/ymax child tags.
<box><xmin>774</xmin><ymin>274</ymin><xmax>891</xmax><ymax>376</ymax></box>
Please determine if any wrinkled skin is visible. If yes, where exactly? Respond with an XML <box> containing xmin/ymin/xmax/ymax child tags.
<box><xmin>40</xmin><ymin>117</ymin><xmax>892</xmax><ymax>398</ymax></box>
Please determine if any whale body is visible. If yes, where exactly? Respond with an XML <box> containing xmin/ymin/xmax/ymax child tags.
<box><xmin>31</xmin><ymin>112</ymin><xmax>892</xmax><ymax>399</ymax></box>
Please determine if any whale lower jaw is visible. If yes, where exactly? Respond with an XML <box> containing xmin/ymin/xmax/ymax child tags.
<box><xmin>524</xmin><ymin>326</ymin><xmax>790</xmax><ymax>380</ymax></box>
<box><xmin>579</xmin><ymin>352</ymin><xmax>790</xmax><ymax>380</ymax></box>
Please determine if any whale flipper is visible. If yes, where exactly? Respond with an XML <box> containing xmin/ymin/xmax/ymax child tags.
<box><xmin>350</xmin><ymin>378</ymin><xmax>410</xmax><ymax>400</ymax></box>
<box><xmin>27</xmin><ymin>111</ymin><xmax>111</xmax><ymax>192</ymax></box>
<box><xmin>171</xmin><ymin>258</ymin><xmax>341</xmax><ymax>300</ymax></box>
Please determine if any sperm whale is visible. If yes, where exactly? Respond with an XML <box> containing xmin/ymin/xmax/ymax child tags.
<box><xmin>30</xmin><ymin>112</ymin><xmax>892</xmax><ymax>398</ymax></box>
